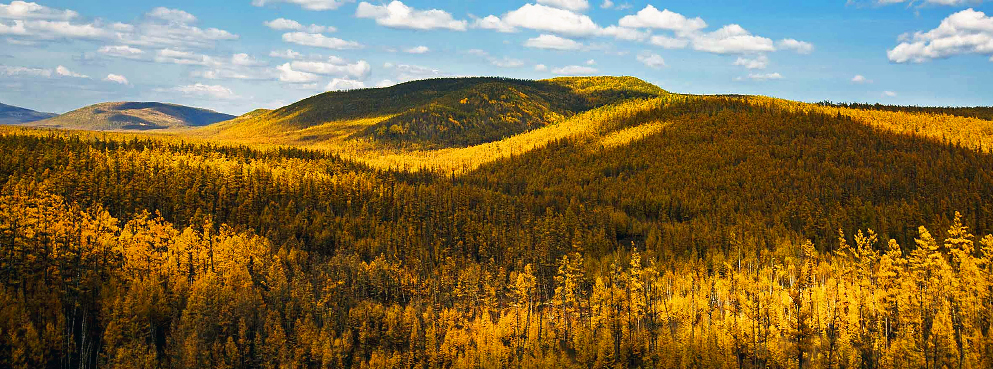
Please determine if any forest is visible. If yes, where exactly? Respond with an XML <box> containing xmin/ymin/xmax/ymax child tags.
<box><xmin>2</xmin><ymin>79</ymin><xmax>993</xmax><ymax>368</ymax></box>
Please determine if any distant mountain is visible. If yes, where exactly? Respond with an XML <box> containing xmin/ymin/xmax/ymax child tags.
<box><xmin>0</xmin><ymin>103</ymin><xmax>57</xmax><ymax>125</ymax></box>
<box><xmin>204</xmin><ymin>77</ymin><xmax>668</xmax><ymax>148</ymax></box>
<box><xmin>33</xmin><ymin>102</ymin><xmax>235</xmax><ymax>131</ymax></box>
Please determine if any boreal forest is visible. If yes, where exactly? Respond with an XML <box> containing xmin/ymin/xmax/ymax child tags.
<box><xmin>3</xmin><ymin>77</ymin><xmax>993</xmax><ymax>368</ymax></box>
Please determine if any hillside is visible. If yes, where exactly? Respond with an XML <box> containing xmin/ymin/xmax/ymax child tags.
<box><xmin>4</xmin><ymin>78</ymin><xmax>993</xmax><ymax>368</ymax></box>
<box><xmin>200</xmin><ymin>76</ymin><xmax>667</xmax><ymax>148</ymax></box>
<box><xmin>0</xmin><ymin>102</ymin><xmax>56</xmax><ymax>125</ymax></box>
<box><xmin>33</xmin><ymin>102</ymin><xmax>235</xmax><ymax>131</ymax></box>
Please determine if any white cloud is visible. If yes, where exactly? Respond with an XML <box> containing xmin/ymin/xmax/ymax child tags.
<box><xmin>601</xmin><ymin>0</ymin><xmax>614</xmax><ymax>9</ymax></box>
<box><xmin>0</xmin><ymin>64</ymin><xmax>51</xmax><ymax>77</ymax></box>
<box><xmin>883</xmin><ymin>90</ymin><xmax>898</xmax><ymax>97</ymax></box>
<box><xmin>282</xmin><ymin>32</ymin><xmax>362</xmax><ymax>49</ymax></box>
<box><xmin>600</xmin><ymin>25</ymin><xmax>649</xmax><ymax>41</ymax></box>
<box><xmin>649</xmin><ymin>35</ymin><xmax>689</xmax><ymax>49</ymax></box>
<box><xmin>777</xmin><ymin>38</ymin><xmax>814</xmax><ymax>54</ymax></box>
<box><xmin>537</xmin><ymin>0</ymin><xmax>589</xmax><ymax>12</ymax></box>
<box><xmin>534</xmin><ymin>64</ymin><xmax>548</xmax><ymax>71</ymax></box>
<box><xmin>492</xmin><ymin>57</ymin><xmax>525</xmax><ymax>68</ymax></box>
<box><xmin>147</xmin><ymin>7</ymin><xmax>197</xmax><ymax>23</ymax></box>
<box><xmin>405</xmin><ymin>45</ymin><xmax>429</xmax><ymax>54</ymax></box>
<box><xmin>887</xmin><ymin>8</ymin><xmax>993</xmax><ymax>63</ymax></box>
<box><xmin>162</xmin><ymin>83</ymin><xmax>238</xmax><ymax>100</ymax></box>
<box><xmin>356</xmin><ymin>1</ymin><xmax>467</xmax><ymax>31</ymax></box>
<box><xmin>872</xmin><ymin>0</ymin><xmax>983</xmax><ymax>7</ymax></box>
<box><xmin>388</xmin><ymin>63</ymin><xmax>444</xmax><ymax>81</ymax></box>
<box><xmin>499</xmin><ymin>3</ymin><xmax>600</xmax><ymax>36</ymax></box>
<box><xmin>732</xmin><ymin>54</ymin><xmax>769</xmax><ymax>69</ymax></box>
<box><xmin>851</xmin><ymin>74</ymin><xmax>872</xmax><ymax>83</ymax></box>
<box><xmin>552</xmin><ymin>65</ymin><xmax>598</xmax><ymax>75</ymax></box>
<box><xmin>586</xmin><ymin>59</ymin><xmax>596</xmax><ymax>65</ymax></box>
<box><xmin>735</xmin><ymin>72</ymin><xmax>783</xmax><ymax>81</ymax></box>
<box><xmin>376</xmin><ymin>79</ymin><xmax>395</xmax><ymax>88</ymax></box>
<box><xmin>98</xmin><ymin>45</ymin><xmax>144</xmax><ymax>59</ymax></box>
<box><xmin>191</xmin><ymin>69</ymin><xmax>272</xmax><ymax>81</ymax></box>
<box><xmin>618</xmin><ymin>5</ymin><xmax>706</xmax><ymax>34</ymax></box>
<box><xmin>692</xmin><ymin>24</ymin><xmax>775</xmax><ymax>54</ymax></box>
<box><xmin>264</xmin><ymin>18</ymin><xmax>336</xmax><ymax>33</ymax></box>
<box><xmin>103</xmin><ymin>73</ymin><xmax>129</xmax><ymax>85</ymax></box>
<box><xmin>0</xmin><ymin>1</ymin><xmax>78</xmax><ymax>20</ymax></box>
<box><xmin>270</xmin><ymin>49</ymin><xmax>302</xmax><ymax>59</ymax></box>
<box><xmin>277</xmin><ymin>62</ymin><xmax>321</xmax><ymax>83</ymax></box>
<box><xmin>55</xmin><ymin>65</ymin><xmax>88</xmax><ymax>78</ymax></box>
<box><xmin>524</xmin><ymin>34</ymin><xmax>583</xmax><ymax>50</ymax></box>
<box><xmin>231</xmin><ymin>53</ymin><xmax>265</xmax><ymax>67</ymax></box>
<box><xmin>326</xmin><ymin>78</ymin><xmax>366</xmax><ymax>91</ymax></box>
<box><xmin>636</xmin><ymin>52</ymin><xmax>666</xmax><ymax>68</ymax></box>
<box><xmin>154</xmin><ymin>48</ymin><xmax>221</xmax><ymax>67</ymax></box>
<box><xmin>473</xmin><ymin>15</ymin><xmax>516</xmax><ymax>33</ymax></box>
<box><xmin>290</xmin><ymin>59</ymin><xmax>371</xmax><ymax>79</ymax></box>
<box><xmin>252</xmin><ymin>0</ymin><xmax>353</xmax><ymax>11</ymax></box>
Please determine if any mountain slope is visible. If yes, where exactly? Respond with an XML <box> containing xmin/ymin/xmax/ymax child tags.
<box><xmin>201</xmin><ymin>76</ymin><xmax>667</xmax><ymax>148</ymax></box>
<box><xmin>34</xmin><ymin>102</ymin><xmax>235</xmax><ymax>131</ymax></box>
<box><xmin>0</xmin><ymin>102</ymin><xmax>56</xmax><ymax>125</ymax></box>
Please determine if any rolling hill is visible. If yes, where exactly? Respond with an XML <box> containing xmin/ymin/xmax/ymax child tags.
<box><xmin>0</xmin><ymin>102</ymin><xmax>56</xmax><ymax>125</ymax></box>
<box><xmin>32</xmin><ymin>101</ymin><xmax>235</xmax><ymax>131</ymax></box>
<box><xmin>5</xmin><ymin>76</ymin><xmax>993</xmax><ymax>368</ymax></box>
<box><xmin>200</xmin><ymin>76</ymin><xmax>667</xmax><ymax>148</ymax></box>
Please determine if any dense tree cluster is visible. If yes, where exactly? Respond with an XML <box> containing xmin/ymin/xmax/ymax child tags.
<box><xmin>2</xmin><ymin>91</ymin><xmax>993</xmax><ymax>368</ymax></box>
<box><xmin>818</xmin><ymin>102</ymin><xmax>993</xmax><ymax>122</ymax></box>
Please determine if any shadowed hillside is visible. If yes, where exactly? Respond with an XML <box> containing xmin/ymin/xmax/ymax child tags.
<box><xmin>34</xmin><ymin>102</ymin><xmax>235</xmax><ymax>131</ymax></box>
<box><xmin>0</xmin><ymin>102</ymin><xmax>56</xmax><ymax>125</ymax></box>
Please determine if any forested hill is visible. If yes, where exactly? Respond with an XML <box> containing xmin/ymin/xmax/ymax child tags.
<box><xmin>33</xmin><ymin>102</ymin><xmax>235</xmax><ymax>131</ymax></box>
<box><xmin>6</xmin><ymin>81</ymin><xmax>993</xmax><ymax>368</ymax></box>
<box><xmin>0</xmin><ymin>102</ymin><xmax>56</xmax><ymax>125</ymax></box>
<box><xmin>205</xmin><ymin>76</ymin><xmax>667</xmax><ymax>148</ymax></box>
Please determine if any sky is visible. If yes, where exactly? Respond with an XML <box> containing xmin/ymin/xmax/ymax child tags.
<box><xmin>0</xmin><ymin>0</ymin><xmax>990</xmax><ymax>115</ymax></box>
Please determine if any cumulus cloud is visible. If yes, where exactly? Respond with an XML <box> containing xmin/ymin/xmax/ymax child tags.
<box><xmin>691</xmin><ymin>24</ymin><xmax>776</xmax><ymax>54</ymax></box>
<box><xmin>264</xmin><ymin>18</ymin><xmax>335</xmax><ymax>33</ymax></box>
<box><xmin>534</xmin><ymin>64</ymin><xmax>548</xmax><ymax>71</ymax></box>
<box><xmin>103</xmin><ymin>73</ymin><xmax>129</xmax><ymax>85</ymax></box>
<box><xmin>735</xmin><ymin>72</ymin><xmax>783</xmax><ymax>81</ymax></box>
<box><xmin>883</xmin><ymin>90</ymin><xmax>898</xmax><ymax>97</ymax></box>
<box><xmin>326</xmin><ymin>78</ymin><xmax>366</xmax><ymax>91</ymax></box>
<box><xmin>636</xmin><ymin>52</ymin><xmax>666</xmax><ymax>68</ymax></box>
<box><xmin>482</xmin><ymin>3</ymin><xmax>600</xmax><ymax>36</ymax></box>
<box><xmin>618</xmin><ymin>5</ymin><xmax>706</xmax><ymax>34</ymax></box>
<box><xmin>270</xmin><ymin>49</ymin><xmax>302</xmax><ymax>59</ymax></box>
<box><xmin>356</xmin><ymin>1</ymin><xmax>467</xmax><ymax>31</ymax></box>
<box><xmin>282</xmin><ymin>32</ymin><xmax>362</xmax><ymax>49</ymax></box>
<box><xmin>0</xmin><ymin>1</ymin><xmax>78</xmax><ymax>20</ymax></box>
<box><xmin>98</xmin><ymin>45</ymin><xmax>144</xmax><ymax>59</ymax></box>
<box><xmin>491</xmin><ymin>57</ymin><xmax>525</xmax><ymax>68</ymax></box>
<box><xmin>405</xmin><ymin>45</ymin><xmax>429</xmax><ymax>54</ymax></box>
<box><xmin>376</xmin><ymin>79</ymin><xmax>396</xmax><ymax>88</ymax></box>
<box><xmin>231</xmin><ymin>53</ymin><xmax>265</xmax><ymax>67</ymax></box>
<box><xmin>0</xmin><ymin>4</ymin><xmax>237</xmax><ymax>49</ymax></box>
<box><xmin>551</xmin><ymin>65</ymin><xmax>598</xmax><ymax>75</ymax></box>
<box><xmin>649</xmin><ymin>35</ymin><xmax>689</xmax><ymax>49</ymax></box>
<box><xmin>55</xmin><ymin>65</ymin><xmax>88</xmax><ymax>78</ymax></box>
<box><xmin>160</xmin><ymin>83</ymin><xmax>238</xmax><ymax>100</ymax></box>
<box><xmin>537</xmin><ymin>0</ymin><xmax>590</xmax><ymax>12</ymax></box>
<box><xmin>777</xmin><ymin>39</ymin><xmax>814</xmax><ymax>54</ymax></box>
<box><xmin>277</xmin><ymin>62</ymin><xmax>321</xmax><ymax>83</ymax></box>
<box><xmin>290</xmin><ymin>59</ymin><xmax>371</xmax><ymax>79</ymax></box>
<box><xmin>600</xmin><ymin>25</ymin><xmax>649</xmax><ymax>41</ymax></box>
<box><xmin>473</xmin><ymin>15</ymin><xmax>516</xmax><ymax>33</ymax></box>
<box><xmin>154</xmin><ymin>48</ymin><xmax>221</xmax><ymax>67</ymax></box>
<box><xmin>601</xmin><ymin>0</ymin><xmax>615</xmax><ymax>9</ymax></box>
<box><xmin>252</xmin><ymin>0</ymin><xmax>353</xmax><ymax>11</ymax></box>
<box><xmin>732</xmin><ymin>54</ymin><xmax>769</xmax><ymax>69</ymax></box>
<box><xmin>887</xmin><ymin>8</ymin><xmax>993</xmax><ymax>63</ymax></box>
<box><xmin>386</xmin><ymin>63</ymin><xmax>445</xmax><ymax>82</ymax></box>
<box><xmin>852</xmin><ymin>74</ymin><xmax>872</xmax><ymax>83</ymax></box>
<box><xmin>524</xmin><ymin>34</ymin><xmax>583</xmax><ymax>50</ymax></box>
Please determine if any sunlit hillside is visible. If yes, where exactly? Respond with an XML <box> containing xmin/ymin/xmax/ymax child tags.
<box><xmin>4</xmin><ymin>77</ymin><xmax>993</xmax><ymax>368</ymax></box>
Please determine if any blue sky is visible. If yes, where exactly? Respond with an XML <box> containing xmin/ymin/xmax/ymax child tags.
<box><xmin>0</xmin><ymin>0</ymin><xmax>990</xmax><ymax>115</ymax></box>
